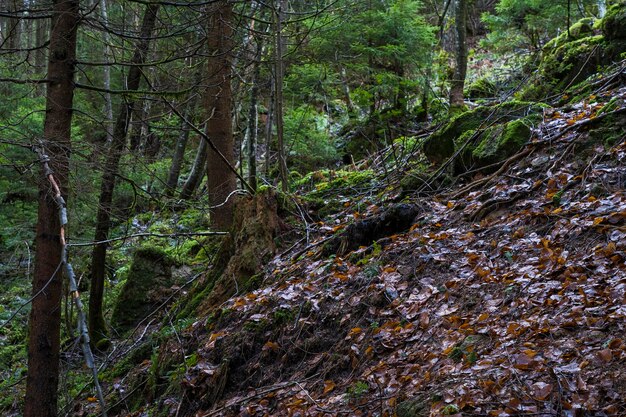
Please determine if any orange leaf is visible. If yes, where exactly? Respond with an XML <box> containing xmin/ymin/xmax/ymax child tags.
<box><xmin>323</xmin><ymin>380</ymin><xmax>336</xmax><ymax>395</ymax></box>
<box><xmin>349</xmin><ymin>327</ymin><xmax>362</xmax><ymax>336</ymax></box>
<box><xmin>264</xmin><ymin>341</ymin><xmax>280</xmax><ymax>351</ymax></box>
<box><xmin>87</xmin><ymin>397</ymin><xmax>98</xmax><ymax>403</ymax></box>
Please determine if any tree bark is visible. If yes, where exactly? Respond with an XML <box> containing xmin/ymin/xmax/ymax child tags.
<box><xmin>5</xmin><ymin>0</ymin><xmax>23</xmax><ymax>51</ymax></box>
<box><xmin>205</xmin><ymin>1</ymin><xmax>237</xmax><ymax>230</ymax></box>
<box><xmin>449</xmin><ymin>0</ymin><xmax>468</xmax><ymax>108</ymax></box>
<box><xmin>274</xmin><ymin>0</ymin><xmax>289</xmax><ymax>191</ymax></box>
<box><xmin>166</xmin><ymin>68</ymin><xmax>202</xmax><ymax>196</ymax></box>
<box><xmin>246</xmin><ymin>38</ymin><xmax>263</xmax><ymax>192</ymax></box>
<box><xmin>24</xmin><ymin>0</ymin><xmax>79</xmax><ymax>416</ymax></box>
<box><xmin>88</xmin><ymin>3</ymin><xmax>159</xmax><ymax>345</ymax></box>
<box><xmin>180</xmin><ymin>136</ymin><xmax>207</xmax><ymax>200</ymax></box>
<box><xmin>99</xmin><ymin>0</ymin><xmax>114</xmax><ymax>141</ymax></box>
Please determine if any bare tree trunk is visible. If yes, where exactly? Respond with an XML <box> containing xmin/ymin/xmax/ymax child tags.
<box><xmin>166</xmin><ymin>67</ymin><xmax>202</xmax><ymax>196</ymax></box>
<box><xmin>449</xmin><ymin>0</ymin><xmax>468</xmax><ymax>108</ymax></box>
<box><xmin>274</xmin><ymin>0</ymin><xmax>289</xmax><ymax>191</ymax></box>
<box><xmin>205</xmin><ymin>1</ymin><xmax>236</xmax><ymax>230</ymax></box>
<box><xmin>340</xmin><ymin>67</ymin><xmax>354</xmax><ymax>114</ymax></box>
<box><xmin>24</xmin><ymin>0</ymin><xmax>79</xmax><ymax>415</ymax></box>
<box><xmin>180</xmin><ymin>137</ymin><xmax>207</xmax><ymax>200</ymax></box>
<box><xmin>6</xmin><ymin>0</ymin><xmax>23</xmax><ymax>51</ymax></box>
<box><xmin>99</xmin><ymin>0</ymin><xmax>114</xmax><ymax>141</ymax></box>
<box><xmin>263</xmin><ymin>78</ymin><xmax>274</xmax><ymax>178</ymax></box>
<box><xmin>246</xmin><ymin>38</ymin><xmax>263</xmax><ymax>192</ymax></box>
<box><xmin>88</xmin><ymin>3</ymin><xmax>159</xmax><ymax>346</ymax></box>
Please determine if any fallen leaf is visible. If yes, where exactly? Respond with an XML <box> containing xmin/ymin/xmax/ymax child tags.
<box><xmin>532</xmin><ymin>382</ymin><xmax>553</xmax><ymax>400</ymax></box>
<box><xmin>323</xmin><ymin>380</ymin><xmax>336</xmax><ymax>395</ymax></box>
<box><xmin>597</xmin><ymin>348</ymin><xmax>613</xmax><ymax>363</ymax></box>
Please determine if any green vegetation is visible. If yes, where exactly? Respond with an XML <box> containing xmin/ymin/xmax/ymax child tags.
<box><xmin>1</xmin><ymin>0</ymin><xmax>626</xmax><ymax>414</ymax></box>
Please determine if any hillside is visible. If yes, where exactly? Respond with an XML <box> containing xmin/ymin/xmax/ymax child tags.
<box><xmin>1</xmin><ymin>2</ymin><xmax>626</xmax><ymax>417</ymax></box>
<box><xmin>85</xmin><ymin>65</ymin><xmax>626</xmax><ymax>417</ymax></box>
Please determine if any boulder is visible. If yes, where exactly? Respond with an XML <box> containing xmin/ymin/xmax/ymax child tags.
<box><xmin>111</xmin><ymin>246</ymin><xmax>176</xmax><ymax>330</ymax></box>
<box><xmin>422</xmin><ymin>101</ymin><xmax>542</xmax><ymax>172</ymax></box>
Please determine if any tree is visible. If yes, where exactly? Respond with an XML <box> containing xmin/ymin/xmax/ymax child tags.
<box><xmin>449</xmin><ymin>0</ymin><xmax>468</xmax><ymax>108</ymax></box>
<box><xmin>88</xmin><ymin>2</ymin><xmax>160</xmax><ymax>346</ymax></box>
<box><xmin>273</xmin><ymin>0</ymin><xmax>289</xmax><ymax>191</ymax></box>
<box><xmin>205</xmin><ymin>0</ymin><xmax>237</xmax><ymax>230</ymax></box>
<box><xmin>24</xmin><ymin>0</ymin><xmax>79</xmax><ymax>415</ymax></box>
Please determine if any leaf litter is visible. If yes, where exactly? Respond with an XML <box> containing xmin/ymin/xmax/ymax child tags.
<box><xmin>150</xmin><ymin>86</ymin><xmax>626</xmax><ymax>417</ymax></box>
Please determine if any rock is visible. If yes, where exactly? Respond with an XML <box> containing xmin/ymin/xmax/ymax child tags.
<box><xmin>422</xmin><ymin>101</ymin><xmax>542</xmax><ymax>171</ymax></box>
<box><xmin>470</xmin><ymin>118</ymin><xmax>532</xmax><ymax>168</ymax></box>
<box><xmin>602</xmin><ymin>2</ymin><xmax>626</xmax><ymax>41</ymax></box>
<box><xmin>111</xmin><ymin>246</ymin><xmax>177</xmax><ymax>330</ymax></box>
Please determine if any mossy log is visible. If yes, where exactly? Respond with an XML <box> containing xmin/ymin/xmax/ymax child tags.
<box><xmin>323</xmin><ymin>203</ymin><xmax>420</xmax><ymax>256</ymax></box>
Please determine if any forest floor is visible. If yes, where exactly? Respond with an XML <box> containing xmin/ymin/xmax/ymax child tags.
<box><xmin>94</xmin><ymin>67</ymin><xmax>626</xmax><ymax>417</ymax></box>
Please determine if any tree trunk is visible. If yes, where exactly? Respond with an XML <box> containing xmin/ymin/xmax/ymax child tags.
<box><xmin>99</xmin><ymin>0</ymin><xmax>114</xmax><ymax>141</ymax></box>
<box><xmin>180</xmin><ymin>137</ymin><xmax>207</xmax><ymax>200</ymax></box>
<box><xmin>6</xmin><ymin>0</ymin><xmax>23</xmax><ymax>51</ymax></box>
<box><xmin>88</xmin><ymin>3</ymin><xmax>159</xmax><ymax>346</ymax></box>
<box><xmin>274</xmin><ymin>0</ymin><xmax>289</xmax><ymax>192</ymax></box>
<box><xmin>166</xmin><ymin>68</ymin><xmax>202</xmax><ymax>196</ymax></box>
<box><xmin>246</xmin><ymin>38</ymin><xmax>263</xmax><ymax>192</ymax></box>
<box><xmin>449</xmin><ymin>0</ymin><xmax>468</xmax><ymax>108</ymax></box>
<box><xmin>34</xmin><ymin>16</ymin><xmax>48</xmax><ymax>73</ymax></box>
<box><xmin>205</xmin><ymin>1</ymin><xmax>236</xmax><ymax>231</ymax></box>
<box><xmin>24</xmin><ymin>0</ymin><xmax>79</xmax><ymax>416</ymax></box>
<box><xmin>263</xmin><ymin>78</ymin><xmax>275</xmax><ymax>178</ymax></box>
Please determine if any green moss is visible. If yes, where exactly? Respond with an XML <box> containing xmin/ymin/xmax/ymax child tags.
<box><xmin>399</xmin><ymin>164</ymin><xmax>430</xmax><ymax>195</ymax></box>
<box><xmin>465</xmin><ymin>77</ymin><xmax>497</xmax><ymax>99</ymax></box>
<box><xmin>241</xmin><ymin>273</ymin><xmax>264</xmax><ymax>293</ymax></box>
<box><xmin>103</xmin><ymin>340</ymin><xmax>154</xmax><ymax>380</ymax></box>
<box><xmin>540</xmin><ymin>35</ymin><xmax>604</xmax><ymax>88</ymax></box>
<box><xmin>472</xmin><ymin>119</ymin><xmax>532</xmax><ymax>164</ymax></box>
<box><xmin>589</xmin><ymin>114</ymin><xmax>626</xmax><ymax>148</ymax></box>
<box><xmin>110</xmin><ymin>245</ymin><xmax>176</xmax><ymax>330</ymax></box>
<box><xmin>602</xmin><ymin>2</ymin><xmax>626</xmax><ymax>41</ymax></box>
<box><xmin>544</xmin><ymin>17</ymin><xmax>596</xmax><ymax>50</ymax></box>
<box><xmin>423</xmin><ymin>101</ymin><xmax>544</xmax><ymax>165</ymax></box>
<box><xmin>243</xmin><ymin>318</ymin><xmax>269</xmax><ymax>333</ymax></box>
<box><xmin>273</xmin><ymin>308</ymin><xmax>296</xmax><ymax>326</ymax></box>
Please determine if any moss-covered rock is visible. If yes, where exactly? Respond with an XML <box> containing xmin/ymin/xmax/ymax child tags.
<box><xmin>111</xmin><ymin>245</ymin><xmax>177</xmax><ymax>330</ymax></box>
<box><xmin>521</xmin><ymin>8</ymin><xmax>626</xmax><ymax>100</ymax></box>
<box><xmin>422</xmin><ymin>101</ymin><xmax>543</xmax><ymax>166</ymax></box>
<box><xmin>470</xmin><ymin>118</ymin><xmax>532</xmax><ymax>168</ymax></box>
<box><xmin>465</xmin><ymin>77</ymin><xmax>497</xmax><ymax>99</ymax></box>
<box><xmin>602</xmin><ymin>2</ymin><xmax>626</xmax><ymax>41</ymax></box>
<box><xmin>539</xmin><ymin>34</ymin><xmax>605</xmax><ymax>92</ymax></box>
<box><xmin>544</xmin><ymin>17</ymin><xmax>596</xmax><ymax>50</ymax></box>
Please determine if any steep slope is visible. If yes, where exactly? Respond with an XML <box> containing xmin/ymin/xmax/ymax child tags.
<box><xmin>101</xmin><ymin>66</ymin><xmax>626</xmax><ymax>417</ymax></box>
